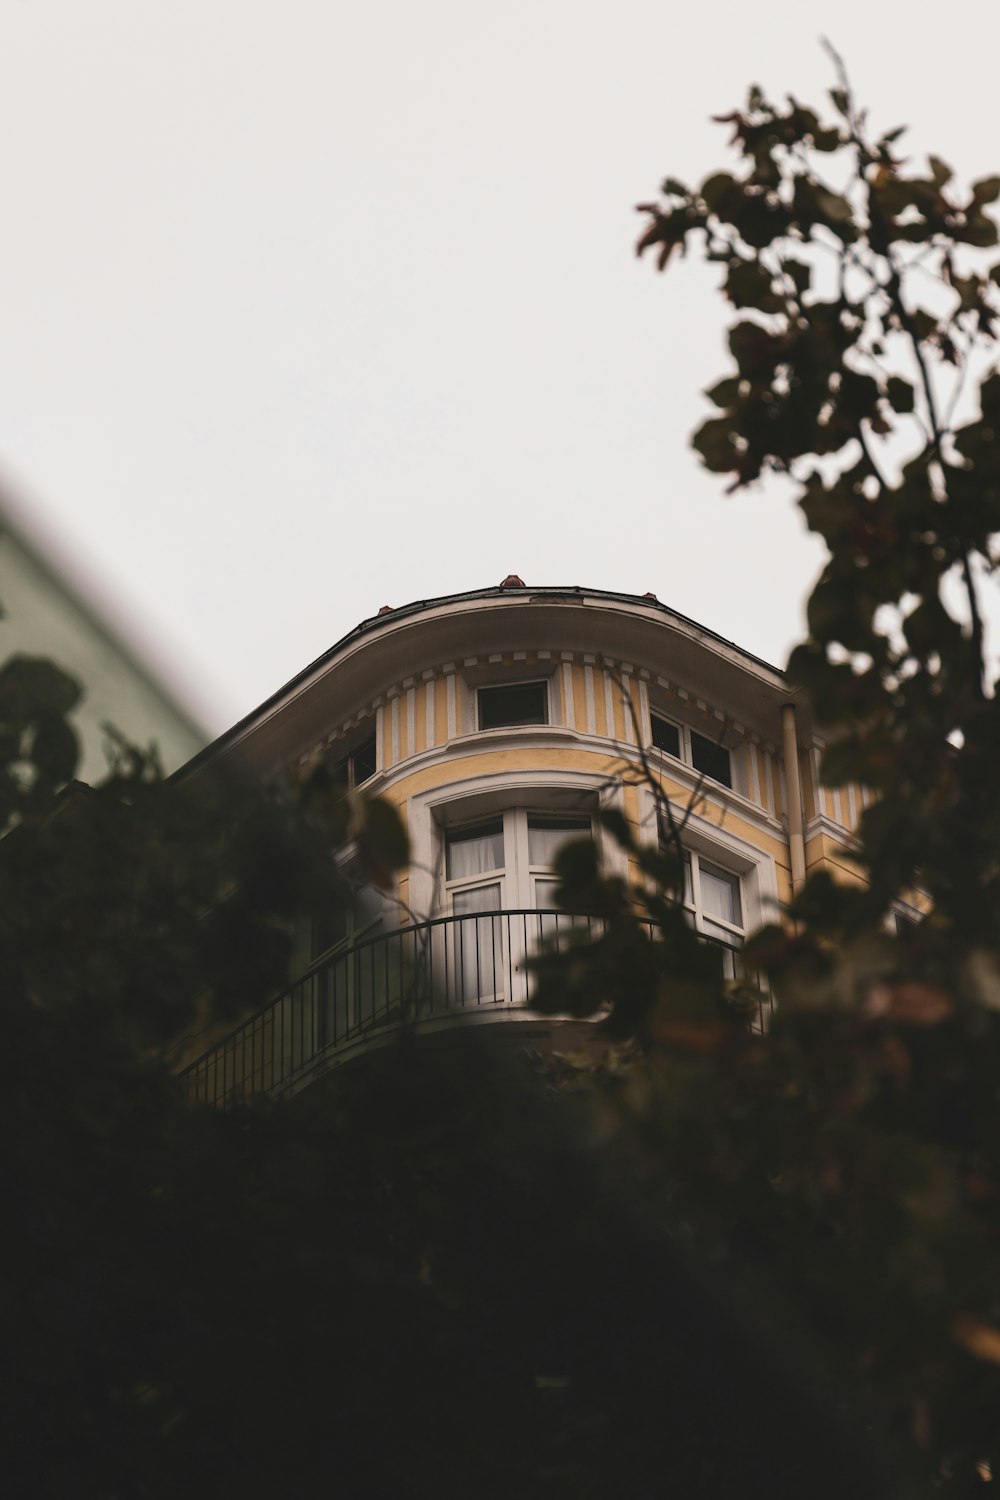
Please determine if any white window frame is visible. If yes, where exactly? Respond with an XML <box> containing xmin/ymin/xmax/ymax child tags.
<box><xmin>648</xmin><ymin>708</ymin><xmax>734</xmax><ymax>791</ymax></box>
<box><xmin>474</xmin><ymin>678</ymin><xmax>554</xmax><ymax>734</ymax></box>
<box><xmin>331</xmin><ymin>723</ymin><xmax>378</xmax><ymax>789</ymax></box>
<box><xmin>636</xmin><ymin>786</ymin><xmax>778</xmax><ymax>944</ymax></box>
<box><xmin>407</xmin><ymin>768</ymin><xmax>629</xmax><ymax>921</ymax></box>
<box><xmin>683</xmin><ymin>851</ymin><xmax>745</xmax><ymax>949</ymax></box>
<box><xmin>443</xmin><ymin>809</ymin><xmax>594</xmax><ymax>915</ymax></box>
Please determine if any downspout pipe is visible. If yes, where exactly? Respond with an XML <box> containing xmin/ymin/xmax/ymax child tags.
<box><xmin>781</xmin><ymin>703</ymin><xmax>807</xmax><ymax>896</ymax></box>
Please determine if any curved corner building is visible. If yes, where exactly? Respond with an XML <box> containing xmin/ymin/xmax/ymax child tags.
<box><xmin>181</xmin><ymin>581</ymin><xmax>873</xmax><ymax>1104</ymax></box>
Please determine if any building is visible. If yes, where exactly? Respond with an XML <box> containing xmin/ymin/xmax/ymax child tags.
<box><xmin>180</xmin><ymin>581</ymin><xmax>881</xmax><ymax>1106</ymax></box>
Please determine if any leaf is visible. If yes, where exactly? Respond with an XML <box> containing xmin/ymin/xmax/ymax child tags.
<box><xmin>927</xmin><ymin>155</ymin><xmax>952</xmax><ymax>188</ymax></box>
<box><xmin>724</xmin><ymin>260</ymin><xmax>782</xmax><ymax>311</ymax></box>
<box><xmin>812</xmin><ymin>127</ymin><xmax>841</xmax><ymax>153</ymax></box>
<box><xmin>704</xmin><ymin>376</ymin><xmax>742</xmax><ymax>409</ymax></box>
<box><xmin>700</xmin><ymin>172</ymin><xmax>738</xmax><ymax>213</ymax></box>
<box><xmin>953</xmin><ymin>1315</ymin><xmax>1000</xmax><ymax>1365</ymax></box>
<box><xmin>355</xmin><ymin>796</ymin><xmax>409</xmax><ymax>888</ymax></box>
<box><xmin>31</xmin><ymin>715</ymin><xmax>80</xmax><ymax>785</ymax></box>
<box><xmin>0</xmin><ymin>656</ymin><xmax>82</xmax><ymax>726</ymax></box>
<box><xmin>692</xmin><ymin>416</ymin><xmax>741</xmax><ymax>474</ymax></box>
<box><xmin>829</xmin><ymin>87</ymin><xmax>849</xmax><ymax>118</ymax></box>
<box><xmin>972</xmin><ymin>175</ymin><xmax>1000</xmax><ymax>205</ymax></box>
<box><xmin>596</xmin><ymin>804</ymin><xmax>636</xmax><ymax>851</ymax></box>
<box><xmin>728</xmin><ymin>320</ymin><xmax>782</xmax><ymax>375</ymax></box>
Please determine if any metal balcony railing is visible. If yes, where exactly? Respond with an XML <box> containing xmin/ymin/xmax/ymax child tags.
<box><xmin>179</xmin><ymin>908</ymin><xmax>771</xmax><ymax>1109</ymax></box>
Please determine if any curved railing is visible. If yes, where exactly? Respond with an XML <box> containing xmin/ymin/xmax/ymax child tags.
<box><xmin>179</xmin><ymin>908</ymin><xmax>769</xmax><ymax>1109</ymax></box>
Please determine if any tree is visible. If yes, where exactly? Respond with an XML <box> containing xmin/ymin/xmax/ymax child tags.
<box><xmin>10</xmin><ymin>52</ymin><xmax>1000</xmax><ymax>1497</ymax></box>
<box><xmin>528</xmin><ymin>50</ymin><xmax>1000</xmax><ymax>1492</ymax></box>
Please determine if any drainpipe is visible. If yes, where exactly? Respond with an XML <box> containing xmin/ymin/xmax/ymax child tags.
<box><xmin>781</xmin><ymin>703</ymin><xmax>807</xmax><ymax>896</ymax></box>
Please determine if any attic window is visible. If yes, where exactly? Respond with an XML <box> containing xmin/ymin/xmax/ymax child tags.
<box><xmin>478</xmin><ymin>682</ymin><xmax>548</xmax><ymax>731</ymax></box>
<box><xmin>649</xmin><ymin>713</ymin><xmax>733</xmax><ymax>790</ymax></box>
<box><xmin>650</xmin><ymin>713</ymin><xmax>680</xmax><ymax>759</ymax></box>
<box><xmin>690</xmin><ymin>729</ymin><xmax>731</xmax><ymax>789</ymax></box>
<box><xmin>350</xmin><ymin>732</ymin><xmax>378</xmax><ymax>786</ymax></box>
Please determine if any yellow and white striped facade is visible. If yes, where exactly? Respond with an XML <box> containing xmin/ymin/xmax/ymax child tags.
<box><xmin>204</xmin><ymin>583</ymin><xmax>876</xmax><ymax>942</ymax></box>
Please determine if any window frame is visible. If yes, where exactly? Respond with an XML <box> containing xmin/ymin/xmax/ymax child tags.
<box><xmin>635</xmin><ymin>784</ymin><xmax>777</xmax><ymax>955</ymax></box>
<box><xmin>443</xmin><ymin>808</ymin><xmax>595</xmax><ymax>915</ymax></box>
<box><xmin>331</xmin><ymin>723</ymin><xmax>378</xmax><ymax>789</ymax></box>
<box><xmin>648</xmin><ymin>708</ymin><xmax>733</xmax><ymax>791</ymax></box>
<box><xmin>476</xmin><ymin>679</ymin><xmax>551</xmax><ymax>733</ymax></box>
<box><xmin>683</xmin><ymin>851</ymin><xmax>745</xmax><ymax>949</ymax></box>
<box><xmin>349</xmin><ymin>730</ymin><xmax>378</xmax><ymax>787</ymax></box>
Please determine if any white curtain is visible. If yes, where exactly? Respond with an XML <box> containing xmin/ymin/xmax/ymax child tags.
<box><xmin>453</xmin><ymin>882</ymin><xmax>502</xmax><ymax>916</ymax></box>
<box><xmin>446</xmin><ymin>824</ymin><xmax>505</xmax><ymax>881</ymax></box>
<box><xmin>452</xmin><ymin>883</ymin><xmax>502</xmax><ymax>1000</ymax></box>
<box><xmin>700</xmin><ymin>863</ymin><xmax>741</xmax><ymax>928</ymax></box>
<box><xmin>527</xmin><ymin>817</ymin><xmax>590</xmax><ymax>868</ymax></box>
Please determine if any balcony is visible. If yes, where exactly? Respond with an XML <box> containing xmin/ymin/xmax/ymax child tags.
<box><xmin>180</xmin><ymin>908</ymin><xmax>771</xmax><ymax>1109</ymax></box>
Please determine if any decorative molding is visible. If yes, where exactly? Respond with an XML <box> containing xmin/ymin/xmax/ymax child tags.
<box><xmin>561</xmin><ymin>659</ymin><xmax>575</xmax><ymax>727</ymax></box>
<box><xmin>805</xmin><ymin>812</ymin><xmax>861</xmax><ymax>851</ymax></box>
<box><xmin>446</xmin><ymin>672</ymin><xmax>457</xmax><ymax>740</ymax></box>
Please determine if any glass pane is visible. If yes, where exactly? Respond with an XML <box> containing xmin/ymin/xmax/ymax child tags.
<box><xmin>650</xmin><ymin>714</ymin><xmax>680</xmax><ymax>758</ymax></box>
<box><xmin>478</xmin><ymin>682</ymin><xmax>547</xmax><ymax>730</ymax></box>
<box><xmin>452</xmin><ymin>883</ymin><xmax>502</xmax><ymax>1002</ymax></box>
<box><xmin>446</xmin><ymin>820</ymin><xmax>505</xmax><ymax>880</ymax></box>
<box><xmin>453</xmin><ymin>881</ymin><xmax>501</xmax><ymax>915</ymax></box>
<box><xmin>527</xmin><ymin>816</ymin><xmax>591</xmax><ymax>868</ymax></box>
<box><xmin>699</xmin><ymin>861</ymin><xmax>742</xmax><ymax>927</ymax></box>
<box><xmin>690</xmin><ymin>730</ymin><xmax>732</xmax><ymax>788</ymax></box>
<box><xmin>355</xmin><ymin>884</ymin><xmax>383</xmax><ymax>930</ymax></box>
<box><xmin>533</xmin><ymin>876</ymin><xmax>559</xmax><ymax>911</ymax></box>
<box><xmin>351</xmin><ymin>733</ymin><xmax>377</xmax><ymax>785</ymax></box>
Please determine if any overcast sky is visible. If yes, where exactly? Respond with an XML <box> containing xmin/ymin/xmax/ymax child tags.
<box><xmin>1</xmin><ymin>1</ymin><xmax>998</xmax><ymax>741</ymax></box>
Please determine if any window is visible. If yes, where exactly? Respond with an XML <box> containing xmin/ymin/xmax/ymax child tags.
<box><xmin>648</xmin><ymin>712</ymin><xmax>732</xmax><ymax>790</ymax></box>
<box><xmin>526</xmin><ymin>816</ymin><xmax>591</xmax><ymax>912</ymax></box>
<box><xmin>684</xmin><ymin>852</ymin><xmax>744</xmax><ymax>976</ymax></box>
<box><xmin>478</xmin><ymin>681</ymin><xmax>548</xmax><ymax>731</ymax></box>
<box><xmin>351</xmin><ymin>732</ymin><xmax>377</xmax><ymax>786</ymax></box>
<box><xmin>332</xmin><ymin>729</ymin><xmax>377</xmax><ymax>788</ymax></box>
<box><xmin>650</xmin><ymin>713</ymin><xmax>680</xmax><ymax>758</ymax></box>
<box><xmin>444</xmin><ymin>811</ymin><xmax>592</xmax><ymax>912</ymax></box>
<box><xmin>309</xmin><ymin>881</ymin><xmax>386</xmax><ymax>1046</ymax></box>
<box><xmin>690</xmin><ymin>729</ymin><xmax>731</xmax><ymax>789</ymax></box>
<box><xmin>443</xmin><ymin>810</ymin><xmax>593</xmax><ymax>1002</ymax></box>
<box><xmin>311</xmin><ymin>883</ymin><xmax>383</xmax><ymax>960</ymax></box>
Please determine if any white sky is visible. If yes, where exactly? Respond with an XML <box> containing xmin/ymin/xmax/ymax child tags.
<box><xmin>1</xmin><ymin>0</ymin><xmax>998</xmax><ymax>741</ymax></box>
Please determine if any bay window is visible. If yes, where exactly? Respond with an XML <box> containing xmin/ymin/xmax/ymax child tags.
<box><xmin>443</xmin><ymin>809</ymin><xmax>594</xmax><ymax>1001</ymax></box>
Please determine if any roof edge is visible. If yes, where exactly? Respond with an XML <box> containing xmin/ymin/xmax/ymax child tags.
<box><xmin>176</xmin><ymin>585</ymin><xmax>787</xmax><ymax>778</ymax></box>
